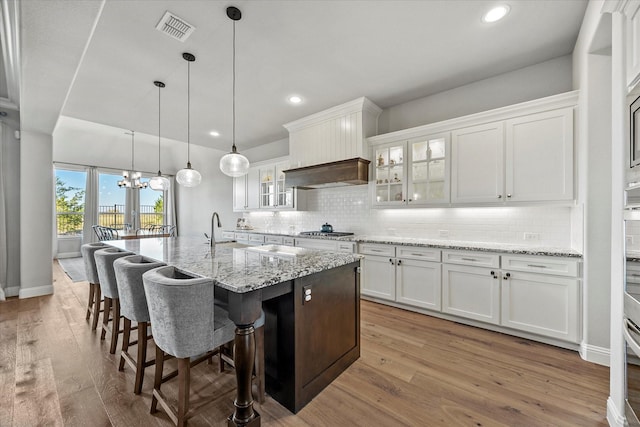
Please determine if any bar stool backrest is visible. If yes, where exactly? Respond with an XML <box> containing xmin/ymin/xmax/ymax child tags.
<box><xmin>142</xmin><ymin>266</ymin><xmax>236</xmax><ymax>359</ymax></box>
<box><xmin>114</xmin><ymin>255</ymin><xmax>166</xmax><ymax>323</ymax></box>
<box><xmin>81</xmin><ymin>242</ymin><xmax>108</xmax><ymax>284</ymax></box>
<box><xmin>94</xmin><ymin>247</ymin><xmax>133</xmax><ymax>299</ymax></box>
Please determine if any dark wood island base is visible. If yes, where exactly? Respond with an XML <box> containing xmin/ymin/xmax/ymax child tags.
<box><xmin>263</xmin><ymin>262</ymin><xmax>361</xmax><ymax>413</ymax></box>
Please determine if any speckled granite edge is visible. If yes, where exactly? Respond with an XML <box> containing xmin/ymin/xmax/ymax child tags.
<box><xmin>353</xmin><ymin>235</ymin><xmax>582</xmax><ymax>258</ymax></box>
<box><xmin>226</xmin><ymin>229</ymin><xmax>354</xmax><ymax>241</ymax></box>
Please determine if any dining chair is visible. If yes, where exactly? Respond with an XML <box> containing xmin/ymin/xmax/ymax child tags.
<box><xmin>143</xmin><ymin>266</ymin><xmax>237</xmax><ymax>427</ymax></box>
<box><xmin>113</xmin><ymin>255</ymin><xmax>166</xmax><ymax>394</ymax></box>
<box><xmin>95</xmin><ymin>247</ymin><xmax>134</xmax><ymax>354</ymax></box>
<box><xmin>80</xmin><ymin>242</ymin><xmax>108</xmax><ymax>330</ymax></box>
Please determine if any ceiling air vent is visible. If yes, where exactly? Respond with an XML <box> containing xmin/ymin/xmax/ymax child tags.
<box><xmin>155</xmin><ymin>11</ymin><xmax>195</xmax><ymax>42</ymax></box>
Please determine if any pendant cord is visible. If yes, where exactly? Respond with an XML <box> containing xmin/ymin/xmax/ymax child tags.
<box><xmin>130</xmin><ymin>131</ymin><xmax>134</xmax><ymax>171</ymax></box>
<box><xmin>232</xmin><ymin>19</ymin><xmax>236</xmax><ymax>152</ymax></box>
<box><xmin>187</xmin><ymin>60</ymin><xmax>191</xmax><ymax>162</ymax></box>
<box><xmin>158</xmin><ymin>85</ymin><xmax>161</xmax><ymax>173</ymax></box>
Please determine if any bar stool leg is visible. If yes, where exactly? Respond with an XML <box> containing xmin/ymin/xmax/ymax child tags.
<box><xmin>151</xmin><ymin>346</ymin><xmax>164</xmax><ymax>414</ymax></box>
<box><xmin>91</xmin><ymin>286</ymin><xmax>102</xmax><ymax>331</ymax></box>
<box><xmin>86</xmin><ymin>283</ymin><xmax>95</xmax><ymax>320</ymax></box>
<box><xmin>119</xmin><ymin>318</ymin><xmax>131</xmax><ymax>371</ymax></box>
<box><xmin>101</xmin><ymin>297</ymin><xmax>112</xmax><ymax>340</ymax></box>
<box><xmin>134</xmin><ymin>322</ymin><xmax>148</xmax><ymax>394</ymax></box>
<box><xmin>177</xmin><ymin>358</ymin><xmax>190</xmax><ymax>427</ymax></box>
<box><xmin>110</xmin><ymin>299</ymin><xmax>121</xmax><ymax>354</ymax></box>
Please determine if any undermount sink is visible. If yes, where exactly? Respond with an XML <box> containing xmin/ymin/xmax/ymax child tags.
<box><xmin>244</xmin><ymin>245</ymin><xmax>308</xmax><ymax>257</ymax></box>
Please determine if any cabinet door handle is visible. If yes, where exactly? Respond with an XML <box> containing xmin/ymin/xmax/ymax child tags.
<box><xmin>632</xmin><ymin>274</ymin><xmax>640</xmax><ymax>277</ymax></box>
<box><xmin>503</xmin><ymin>272</ymin><xmax>511</xmax><ymax>280</ymax></box>
<box><xmin>461</xmin><ymin>257</ymin><xmax>476</xmax><ymax>262</ymax></box>
<box><xmin>490</xmin><ymin>271</ymin><xmax>495</xmax><ymax>276</ymax></box>
<box><xmin>507</xmin><ymin>194</ymin><xmax>512</xmax><ymax>198</ymax></box>
<box><xmin>527</xmin><ymin>264</ymin><xmax>548</xmax><ymax>268</ymax></box>
<box><xmin>497</xmin><ymin>195</ymin><xmax>502</xmax><ymax>199</ymax></box>
<box><xmin>397</xmin><ymin>259</ymin><xmax>402</xmax><ymax>265</ymax></box>
<box><xmin>408</xmin><ymin>199</ymin><xmax>412</xmax><ymax>202</ymax></box>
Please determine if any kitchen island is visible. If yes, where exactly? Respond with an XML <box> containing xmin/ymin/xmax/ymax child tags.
<box><xmin>106</xmin><ymin>237</ymin><xmax>361</xmax><ymax>426</ymax></box>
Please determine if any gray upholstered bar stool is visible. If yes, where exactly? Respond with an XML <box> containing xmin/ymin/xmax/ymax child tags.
<box><xmin>95</xmin><ymin>247</ymin><xmax>133</xmax><ymax>354</ymax></box>
<box><xmin>80</xmin><ymin>242</ymin><xmax>108</xmax><ymax>330</ymax></box>
<box><xmin>143</xmin><ymin>266</ymin><xmax>237</xmax><ymax>427</ymax></box>
<box><xmin>113</xmin><ymin>255</ymin><xmax>166</xmax><ymax>394</ymax></box>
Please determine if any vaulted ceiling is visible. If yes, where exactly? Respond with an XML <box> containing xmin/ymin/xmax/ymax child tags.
<box><xmin>15</xmin><ymin>0</ymin><xmax>588</xmax><ymax>152</ymax></box>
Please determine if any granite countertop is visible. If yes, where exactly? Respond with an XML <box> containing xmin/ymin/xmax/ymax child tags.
<box><xmin>353</xmin><ymin>235</ymin><xmax>582</xmax><ymax>258</ymax></box>
<box><xmin>106</xmin><ymin>237</ymin><xmax>360</xmax><ymax>293</ymax></box>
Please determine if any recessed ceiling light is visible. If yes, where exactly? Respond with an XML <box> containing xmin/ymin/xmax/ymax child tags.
<box><xmin>288</xmin><ymin>95</ymin><xmax>302</xmax><ymax>104</ymax></box>
<box><xmin>209</xmin><ymin>130</ymin><xmax>220</xmax><ymax>137</ymax></box>
<box><xmin>482</xmin><ymin>5</ymin><xmax>510</xmax><ymax>23</ymax></box>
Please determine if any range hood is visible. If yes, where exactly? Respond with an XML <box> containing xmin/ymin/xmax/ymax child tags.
<box><xmin>283</xmin><ymin>158</ymin><xmax>370</xmax><ymax>189</ymax></box>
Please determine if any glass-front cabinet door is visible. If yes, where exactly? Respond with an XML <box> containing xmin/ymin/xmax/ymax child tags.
<box><xmin>259</xmin><ymin>167</ymin><xmax>275</xmax><ymax>208</ymax></box>
<box><xmin>373</xmin><ymin>143</ymin><xmax>406</xmax><ymax>206</ymax></box>
<box><xmin>275</xmin><ymin>162</ymin><xmax>293</xmax><ymax>208</ymax></box>
<box><xmin>408</xmin><ymin>133</ymin><xmax>450</xmax><ymax>205</ymax></box>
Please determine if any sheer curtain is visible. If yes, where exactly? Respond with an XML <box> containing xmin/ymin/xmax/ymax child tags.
<box><xmin>0</xmin><ymin>123</ymin><xmax>7</xmax><ymax>301</ymax></box>
<box><xmin>167</xmin><ymin>176</ymin><xmax>177</xmax><ymax>234</ymax></box>
<box><xmin>82</xmin><ymin>167</ymin><xmax>99</xmax><ymax>244</ymax></box>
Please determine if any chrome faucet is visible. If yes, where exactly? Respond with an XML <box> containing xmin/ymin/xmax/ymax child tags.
<box><xmin>211</xmin><ymin>212</ymin><xmax>222</xmax><ymax>247</ymax></box>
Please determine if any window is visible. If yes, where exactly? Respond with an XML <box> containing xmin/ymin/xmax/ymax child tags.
<box><xmin>55</xmin><ymin>169</ymin><xmax>86</xmax><ymax>236</ymax></box>
<box><xmin>98</xmin><ymin>172</ymin><xmax>127</xmax><ymax>230</ymax></box>
<box><xmin>139</xmin><ymin>184</ymin><xmax>165</xmax><ymax>229</ymax></box>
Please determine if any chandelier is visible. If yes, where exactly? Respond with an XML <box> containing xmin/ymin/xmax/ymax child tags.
<box><xmin>118</xmin><ymin>130</ymin><xmax>148</xmax><ymax>188</ymax></box>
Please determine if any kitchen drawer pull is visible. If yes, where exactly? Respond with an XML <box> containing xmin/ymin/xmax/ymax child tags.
<box><xmin>461</xmin><ymin>257</ymin><xmax>477</xmax><ymax>261</ymax></box>
<box><xmin>527</xmin><ymin>264</ymin><xmax>548</xmax><ymax>268</ymax></box>
<box><xmin>370</xmin><ymin>249</ymin><xmax>385</xmax><ymax>253</ymax></box>
<box><xmin>411</xmin><ymin>253</ymin><xmax>425</xmax><ymax>257</ymax></box>
<box><xmin>632</xmin><ymin>274</ymin><xmax>640</xmax><ymax>277</ymax></box>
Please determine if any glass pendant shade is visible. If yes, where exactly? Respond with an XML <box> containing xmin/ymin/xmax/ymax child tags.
<box><xmin>220</xmin><ymin>147</ymin><xmax>250</xmax><ymax>177</ymax></box>
<box><xmin>176</xmin><ymin>162</ymin><xmax>202</xmax><ymax>187</ymax></box>
<box><xmin>149</xmin><ymin>174</ymin><xmax>170</xmax><ymax>191</ymax></box>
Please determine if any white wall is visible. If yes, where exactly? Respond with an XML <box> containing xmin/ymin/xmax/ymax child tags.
<box><xmin>379</xmin><ymin>55</ymin><xmax>574</xmax><ymax>134</ymax></box>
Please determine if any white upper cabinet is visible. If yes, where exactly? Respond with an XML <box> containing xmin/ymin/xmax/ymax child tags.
<box><xmin>505</xmin><ymin>108</ymin><xmax>574</xmax><ymax>202</ymax></box>
<box><xmin>626</xmin><ymin>1</ymin><xmax>640</xmax><ymax>90</ymax></box>
<box><xmin>451</xmin><ymin>122</ymin><xmax>504</xmax><ymax>204</ymax></box>
<box><xmin>233</xmin><ymin>167</ymin><xmax>259</xmax><ymax>212</ymax></box>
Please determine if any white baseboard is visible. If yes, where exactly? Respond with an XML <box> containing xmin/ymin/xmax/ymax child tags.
<box><xmin>579</xmin><ymin>342</ymin><xmax>611</xmax><ymax>366</ymax></box>
<box><xmin>19</xmin><ymin>285</ymin><xmax>53</xmax><ymax>299</ymax></box>
<box><xmin>4</xmin><ymin>286</ymin><xmax>19</xmax><ymax>298</ymax></box>
<box><xmin>55</xmin><ymin>251</ymin><xmax>81</xmax><ymax>259</ymax></box>
<box><xmin>607</xmin><ymin>396</ymin><xmax>626</xmax><ymax>427</ymax></box>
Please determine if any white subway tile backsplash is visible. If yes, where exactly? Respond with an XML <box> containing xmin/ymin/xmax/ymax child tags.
<box><xmin>245</xmin><ymin>186</ymin><xmax>576</xmax><ymax>248</ymax></box>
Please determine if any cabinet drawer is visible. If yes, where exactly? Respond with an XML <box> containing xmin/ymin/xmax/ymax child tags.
<box><xmin>397</xmin><ymin>246</ymin><xmax>441</xmax><ymax>262</ymax></box>
<box><xmin>264</xmin><ymin>235</ymin><xmax>284</xmax><ymax>244</ymax></box>
<box><xmin>249</xmin><ymin>234</ymin><xmax>266</xmax><ymax>243</ymax></box>
<box><xmin>221</xmin><ymin>231</ymin><xmax>235</xmax><ymax>240</ymax></box>
<box><xmin>337</xmin><ymin>242</ymin><xmax>356</xmax><ymax>253</ymax></box>
<box><xmin>443</xmin><ymin>250</ymin><xmax>499</xmax><ymax>268</ymax></box>
<box><xmin>283</xmin><ymin>237</ymin><xmax>295</xmax><ymax>246</ymax></box>
<box><xmin>295</xmin><ymin>238</ymin><xmax>336</xmax><ymax>251</ymax></box>
<box><xmin>502</xmin><ymin>255</ymin><xmax>580</xmax><ymax>277</ymax></box>
<box><xmin>235</xmin><ymin>232</ymin><xmax>249</xmax><ymax>243</ymax></box>
<box><xmin>359</xmin><ymin>244</ymin><xmax>395</xmax><ymax>257</ymax></box>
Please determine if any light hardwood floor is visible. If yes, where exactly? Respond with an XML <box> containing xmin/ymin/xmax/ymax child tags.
<box><xmin>0</xmin><ymin>261</ymin><xmax>609</xmax><ymax>426</ymax></box>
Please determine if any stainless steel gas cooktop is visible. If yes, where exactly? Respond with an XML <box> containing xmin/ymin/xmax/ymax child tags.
<box><xmin>298</xmin><ymin>231</ymin><xmax>354</xmax><ymax>237</ymax></box>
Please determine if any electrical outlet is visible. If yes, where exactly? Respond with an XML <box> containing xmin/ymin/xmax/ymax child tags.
<box><xmin>523</xmin><ymin>232</ymin><xmax>540</xmax><ymax>241</ymax></box>
<box><xmin>439</xmin><ymin>230</ymin><xmax>449</xmax><ymax>238</ymax></box>
<box><xmin>627</xmin><ymin>236</ymin><xmax>634</xmax><ymax>245</ymax></box>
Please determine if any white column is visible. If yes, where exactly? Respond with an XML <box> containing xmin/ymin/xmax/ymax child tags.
<box><xmin>19</xmin><ymin>130</ymin><xmax>53</xmax><ymax>298</ymax></box>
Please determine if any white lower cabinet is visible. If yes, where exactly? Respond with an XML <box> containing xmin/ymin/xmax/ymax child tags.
<box><xmin>442</xmin><ymin>264</ymin><xmax>501</xmax><ymax>325</ymax></box>
<box><xmin>361</xmin><ymin>255</ymin><xmax>396</xmax><ymax>301</ymax></box>
<box><xmin>500</xmin><ymin>271</ymin><xmax>579</xmax><ymax>342</ymax></box>
<box><xmin>395</xmin><ymin>258</ymin><xmax>441</xmax><ymax>311</ymax></box>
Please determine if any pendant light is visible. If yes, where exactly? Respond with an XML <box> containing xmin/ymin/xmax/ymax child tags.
<box><xmin>149</xmin><ymin>80</ymin><xmax>171</xmax><ymax>191</ymax></box>
<box><xmin>118</xmin><ymin>130</ymin><xmax>148</xmax><ymax>188</ymax></box>
<box><xmin>176</xmin><ymin>52</ymin><xmax>202</xmax><ymax>187</ymax></box>
<box><xmin>220</xmin><ymin>6</ymin><xmax>250</xmax><ymax>177</ymax></box>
